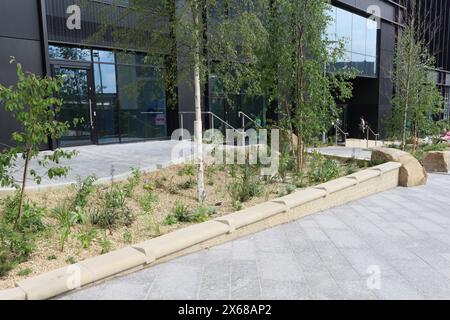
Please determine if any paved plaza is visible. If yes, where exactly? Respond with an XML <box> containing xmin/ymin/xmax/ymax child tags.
<box><xmin>1</xmin><ymin>140</ymin><xmax>194</xmax><ymax>191</ymax></box>
<box><xmin>61</xmin><ymin>173</ymin><xmax>450</xmax><ymax>300</ymax></box>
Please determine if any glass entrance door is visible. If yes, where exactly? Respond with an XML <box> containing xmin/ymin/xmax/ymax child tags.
<box><xmin>53</xmin><ymin>66</ymin><xmax>96</xmax><ymax>147</ymax></box>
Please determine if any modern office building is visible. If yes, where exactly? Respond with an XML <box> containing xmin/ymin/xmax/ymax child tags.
<box><xmin>0</xmin><ymin>0</ymin><xmax>449</xmax><ymax>150</ymax></box>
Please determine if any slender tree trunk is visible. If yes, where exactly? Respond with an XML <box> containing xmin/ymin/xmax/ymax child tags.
<box><xmin>402</xmin><ymin>103</ymin><xmax>409</xmax><ymax>150</ymax></box>
<box><xmin>412</xmin><ymin>119</ymin><xmax>418</xmax><ymax>153</ymax></box>
<box><xmin>15</xmin><ymin>148</ymin><xmax>31</xmax><ymax>229</ymax></box>
<box><xmin>192</xmin><ymin>1</ymin><xmax>206</xmax><ymax>202</ymax></box>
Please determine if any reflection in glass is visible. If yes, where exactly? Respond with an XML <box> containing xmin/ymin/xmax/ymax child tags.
<box><xmin>49</xmin><ymin>45</ymin><xmax>91</xmax><ymax>61</ymax></box>
<box><xmin>117</xmin><ymin>61</ymin><xmax>167</xmax><ymax>142</ymax></box>
<box><xmin>352</xmin><ymin>14</ymin><xmax>366</xmax><ymax>55</ymax></box>
<box><xmin>327</xmin><ymin>5</ymin><xmax>378</xmax><ymax>77</ymax></box>
<box><xmin>94</xmin><ymin>62</ymin><xmax>120</xmax><ymax>144</ymax></box>
<box><xmin>56</xmin><ymin>67</ymin><xmax>92</xmax><ymax>147</ymax></box>
<box><xmin>336</xmin><ymin>8</ymin><xmax>352</xmax><ymax>51</ymax></box>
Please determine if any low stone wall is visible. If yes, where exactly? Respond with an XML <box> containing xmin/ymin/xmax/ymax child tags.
<box><xmin>0</xmin><ymin>162</ymin><xmax>401</xmax><ymax>300</ymax></box>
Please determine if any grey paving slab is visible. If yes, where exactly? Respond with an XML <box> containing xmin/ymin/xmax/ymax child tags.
<box><xmin>2</xmin><ymin>140</ymin><xmax>196</xmax><ymax>190</ymax></box>
<box><xmin>60</xmin><ymin>174</ymin><xmax>450</xmax><ymax>300</ymax></box>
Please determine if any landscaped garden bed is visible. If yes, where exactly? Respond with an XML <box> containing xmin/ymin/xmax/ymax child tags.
<box><xmin>0</xmin><ymin>152</ymin><xmax>370</xmax><ymax>290</ymax></box>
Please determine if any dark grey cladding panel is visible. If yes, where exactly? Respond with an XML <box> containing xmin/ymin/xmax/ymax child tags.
<box><xmin>45</xmin><ymin>0</ymin><xmax>133</xmax><ymax>46</ymax></box>
<box><xmin>334</xmin><ymin>0</ymin><xmax>395</xmax><ymax>21</ymax></box>
<box><xmin>0</xmin><ymin>0</ymin><xmax>42</xmax><ymax>40</ymax></box>
<box><xmin>0</xmin><ymin>37</ymin><xmax>44</xmax><ymax>150</ymax></box>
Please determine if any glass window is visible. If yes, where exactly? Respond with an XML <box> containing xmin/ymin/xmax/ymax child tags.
<box><xmin>352</xmin><ymin>14</ymin><xmax>366</xmax><ymax>55</ymax></box>
<box><xmin>336</xmin><ymin>8</ymin><xmax>352</xmax><ymax>51</ymax></box>
<box><xmin>366</xmin><ymin>24</ymin><xmax>377</xmax><ymax>57</ymax></box>
<box><xmin>92</xmin><ymin>50</ymin><xmax>115</xmax><ymax>64</ymax></box>
<box><xmin>117</xmin><ymin>63</ymin><xmax>167</xmax><ymax>142</ymax></box>
<box><xmin>94</xmin><ymin>62</ymin><xmax>120</xmax><ymax>144</ymax></box>
<box><xmin>49</xmin><ymin>45</ymin><xmax>91</xmax><ymax>61</ymax></box>
<box><xmin>327</xmin><ymin>6</ymin><xmax>378</xmax><ymax>77</ymax></box>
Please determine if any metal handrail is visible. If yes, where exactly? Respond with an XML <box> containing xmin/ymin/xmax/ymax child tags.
<box><xmin>332</xmin><ymin>123</ymin><xmax>349</xmax><ymax>146</ymax></box>
<box><xmin>238</xmin><ymin>111</ymin><xmax>262</xmax><ymax>130</ymax></box>
<box><xmin>179</xmin><ymin>111</ymin><xmax>240</xmax><ymax>140</ymax></box>
<box><xmin>365</xmin><ymin>125</ymin><xmax>380</xmax><ymax>148</ymax></box>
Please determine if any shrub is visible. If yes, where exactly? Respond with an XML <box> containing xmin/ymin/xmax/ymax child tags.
<box><xmin>178</xmin><ymin>164</ymin><xmax>195</xmax><ymax>177</ymax></box>
<box><xmin>91</xmin><ymin>185</ymin><xmax>134</xmax><ymax>231</ymax></box>
<box><xmin>164</xmin><ymin>202</ymin><xmax>216</xmax><ymax>225</ymax></box>
<box><xmin>139</xmin><ymin>192</ymin><xmax>159</xmax><ymax>213</ymax></box>
<box><xmin>228</xmin><ymin>165</ymin><xmax>263</xmax><ymax>203</ymax></box>
<box><xmin>179</xmin><ymin>178</ymin><xmax>195</xmax><ymax>190</ymax></box>
<box><xmin>77</xmin><ymin>228</ymin><xmax>97</xmax><ymax>249</ymax></box>
<box><xmin>73</xmin><ymin>175</ymin><xmax>97</xmax><ymax>208</ymax></box>
<box><xmin>308</xmin><ymin>152</ymin><xmax>341</xmax><ymax>184</ymax></box>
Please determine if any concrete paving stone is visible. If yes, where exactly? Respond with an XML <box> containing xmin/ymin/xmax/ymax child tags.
<box><xmin>301</xmin><ymin>226</ymin><xmax>331</xmax><ymax>243</ymax></box>
<box><xmin>253</xmin><ymin>229</ymin><xmax>292</xmax><ymax>253</ymax></box>
<box><xmin>294</xmin><ymin>249</ymin><xmax>328</xmax><ymax>273</ymax></box>
<box><xmin>230</xmin><ymin>260</ymin><xmax>261</xmax><ymax>300</ymax></box>
<box><xmin>323</xmin><ymin>230</ymin><xmax>369</xmax><ymax>249</ymax></box>
<box><xmin>260</xmin><ymin>280</ymin><xmax>312</xmax><ymax>300</ymax></box>
<box><xmin>145</xmin><ymin>263</ymin><xmax>202</xmax><ymax>300</ymax></box>
<box><xmin>335</xmin><ymin>279</ymin><xmax>378</xmax><ymax>300</ymax></box>
<box><xmin>303</xmin><ymin>270</ymin><xmax>346</xmax><ymax>300</ymax></box>
<box><xmin>198</xmin><ymin>261</ymin><xmax>231</xmax><ymax>300</ymax></box>
<box><xmin>340</xmin><ymin>248</ymin><xmax>400</xmax><ymax>278</ymax></box>
<box><xmin>313</xmin><ymin>214</ymin><xmax>348</xmax><ymax>230</ymax></box>
<box><xmin>232</xmin><ymin>238</ymin><xmax>257</xmax><ymax>261</ymax></box>
<box><xmin>256</xmin><ymin>252</ymin><xmax>304</xmax><ymax>282</ymax></box>
<box><xmin>374</xmin><ymin>277</ymin><xmax>424</xmax><ymax>300</ymax></box>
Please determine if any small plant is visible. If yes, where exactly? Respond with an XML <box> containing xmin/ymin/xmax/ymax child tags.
<box><xmin>164</xmin><ymin>214</ymin><xmax>178</xmax><ymax>226</ymax></box>
<box><xmin>66</xmin><ymin>256</ymin><xmax>77</xmax><ymax>264</ymax></box>
<box><xmin>139</xmin><ymin>192</ymin><xmax>159</xmax><ymax>213</ymax></box>
<box><xmin>77</xmin><ymin>228</ymin><xmax>97</xmax><ymax>249</ymax></box>
<box><xmin>228</xmin><ymin>165</ymin><xmax>263</xmax><ymax>203</ymax></box>
<box><xmin>123</xmin><ymin>168</ymin><xmax>142</xmax><ymax>198</ymax></box>
<box><xmin>179</xmin><ymin>178</ymin><xmax>195</xmax><ymax>190</ymax></box>
<box><xmin>191</xmin><ymin>206</ymin><xmax>217</xmax><ymax>223</ymax></box>
<box><xmin>99</xmin><ymin>231</ymin><xmax>112</xmax><ymax>254</ymax></box>
<box><xmin>91</xmin><ymin>184</ymin><xmax>134</xmax><ymax>232</ymax></box>
<box><xmin>47</xmin><ymin>254</ymin><xmax>57</xmax><ymax>261</ymax></box>
<box><xmin>73</xmin><ymin>175</ymin><xmax>97</xmax><ymax>209</ymax></box>
<box><xmin>123</xmin><ymin>229</ymin><xmax>133</xmax><ymax>244</ymax></box>
<box><xmin>178</xmin><ymin>164</ymin><xmax>196</xmax><ymax>177</ymax></box>
<box><xmin>279</xmin><ymin>184</ymin><xmax>297</xmax><ymax>197</ymax></box>
<box><xmin>233</xmin><ymin>200</ymin><xmax>243</xmax><ymax>211</ymax></box>
<box><xmin>18</xmin><ymin>268</ymin><xmax>32</xmax><ymax>277</ymax></box>
<box><xmin>171</xmin><ymin>201</ymin><xmax>191</xmax><ymax>223</ymax></box>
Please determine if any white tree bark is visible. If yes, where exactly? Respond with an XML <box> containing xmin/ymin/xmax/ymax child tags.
<box><xmin>192</xmin><ymin>1</ymin><xmax>206</xmax><ymax>202</ymax></box>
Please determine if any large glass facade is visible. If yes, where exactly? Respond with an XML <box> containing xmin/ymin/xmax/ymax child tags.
<box><xmin>326</xmin><ymin>6</ymin><xmax>378</xmax><ymax>77</ymax></box>
<box><xmin>49</xmin><ymin>45</ymin><xmax>168</xmax><ymax>146</ymax></box>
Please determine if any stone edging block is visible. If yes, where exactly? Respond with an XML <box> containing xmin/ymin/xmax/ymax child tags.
<box><xmin>272</xmin><ymin>188</ymin><xmax>326</xmax><ymax>209</ymax></box>
<box><xmin>133</xmin><ymin>221</ymin><xmax>229</xmax><ymax>261</ymax></box>
<box><xmin>16</xmin><ymin>264</ymin><xmax>93</xmax><ymax>300</ymax></box>
<box><xmin>78</xmin><ymin>247</ymin><xmax>148</xmax><ymax>284</ymax></box>
<box><xmin>0</xmin><ymin>287</ymin><xmax>27</xmax><ymax>300</ymax></box>
<box><xmin>215</xmin><ymin>202</ymin><xmax>288</xmax><ymax>232</ymax></box>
